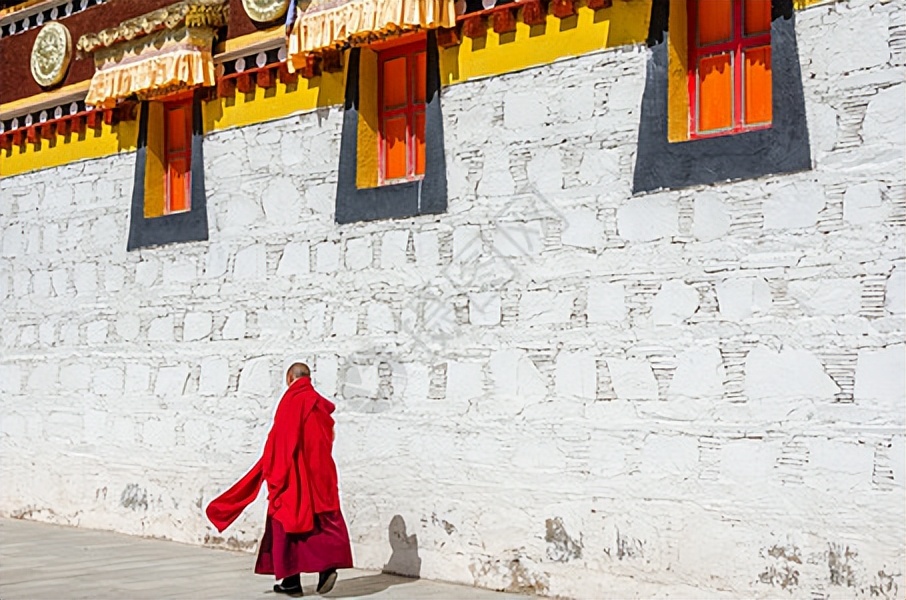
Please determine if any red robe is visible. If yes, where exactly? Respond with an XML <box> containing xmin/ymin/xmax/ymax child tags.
<box><xmin>206</xmin><ymin>377</ymin><xmax>340</xmax><ymax>534</ymax></box>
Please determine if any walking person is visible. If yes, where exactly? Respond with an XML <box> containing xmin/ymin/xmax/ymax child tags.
<box><xmin>206</xmin><ymin>363</ymin><xmax>353</xmax><ymax>596</ymax></box>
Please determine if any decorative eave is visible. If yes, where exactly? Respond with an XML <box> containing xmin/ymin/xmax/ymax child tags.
<box><xmin>76</xmin><ymin>0</ymin><xmax>228</xmax><ymax>54</ymax></box>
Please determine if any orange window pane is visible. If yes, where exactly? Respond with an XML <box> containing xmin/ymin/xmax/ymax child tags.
<box><xmin>414</xmin><ymin>111</ymin><xmax>426</xmax><ymax>176</ymax></box>
<box><xmin>382</xmin><ymin>116</ymin><xmax>408</xmax><ymax>181</ymax></box>
<box><xmin>413</xmin><ymin>51</ymin><xmax>427</xmax><ymax>104</ymax></box>
<box><xmin>166</xmin><ymin>105</ymin><xmax>189</xmax><ymax>152</ymax></box>
<box><xmin>698</xmin><ymin>52</ymin><xmax>733</xmax><ymax>132</ymax></box>
<box><xmin>697</xmin><ymin>0</ymin><xmax>732</xmax><ymax>46</ymax></box>
<box><xmin>744</xmin><ymin>0</ymin><xmax>771</xmax><ymax>35</ymax></box>
<box><xmin>382</xmin><ymin>57</ymin><xmax>407</xmax><ymax>110</ymax></box>
<box><xmin>167</xmin><ymin>157</ymin><xmax>191</xmax><ymax>213</ymax></box>
<box><xmin>744</xmin><ymin>46</ymin><xmax>772</xmax><ymax>125</ymax></box>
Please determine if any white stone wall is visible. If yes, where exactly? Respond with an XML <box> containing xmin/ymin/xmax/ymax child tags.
<box><xmin>1</xmin><ymin>1</ymin><xmax>904</xmax><ymax>597</ymax></box>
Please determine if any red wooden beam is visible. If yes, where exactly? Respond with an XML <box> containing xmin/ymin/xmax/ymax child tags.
<box><xmin>0</xmin><ymin>134</ymin><xmax>11</xmax><ymax>152</ymax></box>
<box><xmin>57</xmin><ymin>119</ymin><xmax>71</xmax><ymax>137</ymax></box>
<box><xmin>236</xmin><ymin>72</ymin><xmax>254</xmax><ymax>94</ymax></box>
<box><xmin>522</xmin><ymin>0</ymin><xmax>546</xmax><ymax>26</ymax></box>
<box><xmin>550</xmin><ymin>0</ymin><xmax>575</xmax><ymax>18</ymax></box>
<box><xmin>40</xmin><ymin>123</ymin><xmax>55</xmax><ymax>140</ymax></box>
<box><xmin>26</xmin><ymin>126</ymin><xmax>38</xmax><ymax>144</ymax></box>
<box><xmin>11</xmin><ymin>130</ymin><xmax>24</xmax><ymax>146</ymax></box>
<box><xmin>321</xmin><ymin>49</ymin><xmax>342</xmax><ymax>72</ymax></box>
<box><xmin>217</xmin><ymin>76</ymin><xmax>236</xmax><ymax>97</ymax></box>
<box><xmin>493</xmin><ymin>7</ymin><xmax>517</xmax><ymax>33</ymax></box>
<box><xmin>257</xmin><ymin>66</ymin><xmax>276</xmax><ymax>89</ymax></box>
<box><xmin>71</xmin><ymin>114</ymin><xmax>86</xmax><ymax>134</ymax></box>
<box><xmin>279</xmin><ymin>62</ymin><xmax>300</xmax><ymax>84</ymax></box>
<box><xmin>86</xmin><ymin>110</ymin><xmax>101</xmax><ymax>129</ymax></box>
<box><xmin>462</xmin><ymin>14</ymin><xmax>486</xmax><ymax>38</ymax></box>
<box><xmin>436</xmin><ymin>27</ymin><xmax>460</xmax><ymax>48</ymax></box>
<box><xmin>587</xmin><ymin>0</ymin><xmax>612</xmax><ymax>9</ymax></box>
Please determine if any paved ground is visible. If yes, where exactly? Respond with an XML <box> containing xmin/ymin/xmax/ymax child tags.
<box><xmin>0</xmin><ymin>518</ymin><xmax>524</xmax><ymax>600</ymax></box>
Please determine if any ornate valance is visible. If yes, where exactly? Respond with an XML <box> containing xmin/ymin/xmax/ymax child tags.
<box><xmin>287</xmin><ymin>0</ymin><xmax>455</xmax><ymax>70</ymax></box>
<box><xmin>77</xmin><ymin>0</ymin><xmax>228</xmax><ymax>108</ymax></box>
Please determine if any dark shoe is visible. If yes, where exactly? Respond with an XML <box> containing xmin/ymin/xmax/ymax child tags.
<box><xmin>274</xmin><ymin>575</ymin><xmax>303</xmax><ymax>596</ymax></box>
<box><xmin>317</xmin><ymin>568</ymin><xmax>337</xmax><ymax>594</ymax></box>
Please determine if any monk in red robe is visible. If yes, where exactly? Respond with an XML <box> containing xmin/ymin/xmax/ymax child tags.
<box><xmin>206</xmin><ymin>363</ymin><xmax>353</xmax><ymax>596</ymax></box>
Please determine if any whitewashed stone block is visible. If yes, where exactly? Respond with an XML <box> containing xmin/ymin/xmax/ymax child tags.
<box><xmin>693</xmin><ymin>192</ymin><xmax>732</xmax><ymax>241</ymax></box>
<box><xmin>86</xmin><ymin>320</ymin><xmax>109</xmax><ymax>345</ymax></box>
<box><xmin>60</xmin><ymin>362</ymin><xmax>91</xmax><ymax>391</ymax></box>
<box><xmin>477</xmin><ymin>145</ymin><xmax>515</xmax><ymax>197</ymax></box>
<box><xmin>200</xmin><ymin>357</ymin><xmax>229</xmax><ymax>397</ymax></box>
<box><xmin>788</xmin><ymin>278</ymin><xmax>861</xmax><ymax>315</ymax></box>
<box><xmin>527</xmin><ymin>146</ymin><xmax>563</xmax><ymax>194</ymax></box>
<box><xmin>587</xmin><ymin>282</ymin><xmax>626</xmax><ymax>323</ymax></box>
<box><xmin>163</xmin><ymin>260</ymin><xmax>196</xmax><ymax>285</ymax></box>
<box><xmin>562</xmin><ymin>208</ymin><xmax>601</xmax><ymax>249</ymax></box>
<box><xmin>0</xmin><ymin>365</ymin><xmax>21</xmax><ymax>394</ymax></box>
<box><xmin>222</xmin><ymin>311</ymin><xmax>246</xmax><ymax>340</ymax></box>
<box><xmin>843</xmin><ymin>182</ymin><xmax>887</xmax><ymax>225</ymax></box>
<box><xmin>617</xmin><ymin>196</ymin><xmax>678</xmax><ymax>242</ymax></box>
<box><xmin>555</xmin><ymin>351</ymin><xmax>596</xmax><ymax>400</ymax></box>
<box><xmin>92</xmin><ymin>366</ymin><xmax>124</xmax><ymax>396</ymax></box>
<box><xmin>381</xmin><ymin>230</ymin><xmax>409</xmax><ymax>268</ymax></box>
<box><xmin>332</xmin><ymin>310</ymin><xmax>358</xmax><ymax>336</ymax></box>
<box><xmin>863</xmin><ymin>84</ymin><xmax>905</xmax><ymax>150</ymax></box>
<box><xmin>234</xmin><ymin>245</ymin><xmax>267</xmax><ymax>280</ymax></box>
<box><xmin>345</xmin><ymin>237</ymin><xmax>372</xmax><ymax>271</ymax></box>
<box><xmin>204</xmin><ymin>244</ymin><xmax>231</xmax><ymax>278</ymax></box>
<box><xmin>886</xmin><ymin>265</ymin><xmax>905</xmax><ymax>315</ymax></box>
<box><xmin>446</xmin><ymin>361</ymin><xmax>484</xmax><ymax>402</ymax></box>
<box><xmin>608</xmin><ymin>358</ymin><xmax>658</xmax><ymax>400</ymax></box>
<box><xmin>493</xmin><ymin>221</ymin><xmax>543</xmax><ymax>257</ymax></box>
<box><xmin>489</xmin><ymin>349</ymin><xmax>547</xmax><ymax>403</ymax></box>
<box><xmin>155</xmin><ymin>365</ymin><xmax>190</xmax><ymax>397</ymax></box>
<box><xmin>38</xmin><ymin>321</ymin><xmax>54</xmax><ymax>346</ymax></box>
<box><xmin>116</xmin><ymin>314</ymin><xmax>141</xmax><ymax>342</ymax></box>
<box><xmin>73</xmin><ymin>263</ymin><xmax>98</xmax><ymax>296</ymax></box>
<box><xmin>745</xmin><ymin>346</ymin><xmax>839</xmax><ymax>400</ymax></box>
<box><xmin>314</xmin><ymin>354</ymin><xmax>338</xmax><ymax>398</ymax></box>
<box><xmin>125</xmin><ymin>363</ymin><xmax>151</xmax><ymax>394</ymax></box>
<box><xmin>519</xmin><ymin>290</ymin><xmax>573</xmax><ymax>324</ymax></box>
<box><xmin>854</xmin><ymin>344</ymin><xmax>905</xmax><ymax>404</ymax></box>
<box><xmin>503</xmin><ymin>91</ymin><xmax>547</xmax><ymax>132</ymax></box>
<box><xmin>469</xmin><ymin>292</ymin><xmax>501</xmax><ymax>326</ymax></box>
<box><xmin>424</xmin><ymin>298</ymin><xmax>456</xmax><ymax>334</ymax></box>
<box><xmin>183</xmin><ymin>312</ymin><xmax>213</xmax><ymax>341</ymax></box>
<box><xmin>452</xmin><ymin>226</ymin><xmax>482</xmax><ymax>264</ymax></box>
<box><xmin>306</xmin><ymin>182</ymin><xmax>335</xmax><ymax>215</ymax></box>
<box><xmin>414</xmin><ymin>231</ymin><xmax>439</xmax><ymax>267</ymax></box>
<box><xmin>104</xmin><ymin>265</ymin><xmax>125</xmax><ymax>293</ymax></box>
<box><xmin>50</xmin><ymin>268</ymin><xmax>69</xmax><ymax>297</ymax></box>
<box><xmin>641</xmin><ymin>434</ymin><xmax>699</xmax><ymax>475</ymax></box>
<box><xmin>669</xmin><ymin>347</ymin><xmax>725</xmax><ymax>399</ymax></box>
<box><xmin>262</xmin><ymin>177</ymin><xmax>301</xmax><ymax>224</ymax></box>
<box><xmin>763</xmin><ymin>181</ymin><xmax>825</xmax><ymax>230</ymax></box>
<box><xmin>806</xmin><ymin>438</ymin><xmax>873</xmax><ymax>491</ymax></box>
<box><xmin>148</xmin><ymin>316</ymin><xmax>174</xmax><ymax>342</ymax></box>
<box><xmin>343</xmin><ymin>364</ymin><xmax>379</xmax><ymax>398</ymax></box>
<box><xmin>277</xmin><ymin>242</ymin><xmax>311</xmax><ymax>276</ymax></box>
<box><xmin>238</xmin><ymin>357</ymin><xmax>274</xmax><ymax>397</ymax></box>
<box><xmin>577</xmin><ymin>147</ymin><xmax>620</xmax><ymax>188</ymax></box>
<box><xmin>716</xmin><ymin>277</ymin><xmax>772</xmax><ymax>320</ymax></box>
<box><xmin>135</xmin><ymin>259</ymin><xmax>159</xmax><ymax>287</ymax></box>
<box><xmin>222</xmin><ymin>197</ymin><xmax>264</xmax><ymax>229</ymax></box>
<box><xmin>367</xmin><ymin>303</ymin><xmax>395</xmax><ymax>333</ymax></box>
<box><xmin>315</xmin><ymin>241</ymin><xmax>340</xmax><ymax>273</ymax></box>
<box><xmin>719</xmin><ymin>439</ymin><xmax>779</xmax><ymax>483</ymax></box>
<box><xmin>143</xmin><ymin>418</ymin><xmax>176</xmax><ymax>449</ymax></box>
<box><xmin>651</xmin><ymin>280</ymin><xmax>699</xmax><ymax>325</ymax></box>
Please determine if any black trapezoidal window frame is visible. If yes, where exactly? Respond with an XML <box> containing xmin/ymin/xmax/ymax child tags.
<box><xmin>632</xmin><ymin>0</ymin><xmax>811</xmax><ymax>194</ymax></box>
<box><xmin>335</xmin><ymin>30</ymin><xmax>448</xmax><ymax>224</ymax></box>
<box><xmin>127</xmin><ymin>89</ymin><xmax>209</xmax><ymax>251</ymax></box>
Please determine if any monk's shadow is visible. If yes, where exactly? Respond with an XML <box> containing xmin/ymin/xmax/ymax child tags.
<box><xmin>323</xmin><ymin>515</ymin><xmax>421</xmax><ymax>598</ymax></box>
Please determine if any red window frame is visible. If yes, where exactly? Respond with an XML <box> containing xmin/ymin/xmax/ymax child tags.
<box><xmin>163</xmin><ymin>97</ymin><xmax>193</xmax><ymax>214</ymax></box>
<box><xmin>687</xmin><ymin>0</ymin><xmax>772</xmax><ymax>139</ymax></box>
<box><xmin>377</xmin><ymin>38</ymin><xmax>427</xmax><ymax>185</ymax></box>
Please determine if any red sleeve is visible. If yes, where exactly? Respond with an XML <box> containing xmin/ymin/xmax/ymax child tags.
<box><xmin>205</xmin><ymin>457</ymin><xmax>264</xmax><ymax>533</ymax></box>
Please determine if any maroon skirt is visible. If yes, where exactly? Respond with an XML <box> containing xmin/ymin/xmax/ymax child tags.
<box><xmin>254</xmin><ymin>511</ymin><xmax>354</xmax><ymax>580</ymax></box>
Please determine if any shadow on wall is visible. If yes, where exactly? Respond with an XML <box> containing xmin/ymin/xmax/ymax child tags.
<box><xmin>383</xmin><ymin>514</ymin><xmax>422</xmax><ymax>579</ymax></box>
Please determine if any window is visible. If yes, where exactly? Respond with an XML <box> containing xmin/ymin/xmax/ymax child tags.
<box><xmin>163</xmin><ymin>99</ymin><xmax>192</xmax><ymax>214</ymax></box>
<box><xmin>378</xmin><ymin>40</ymin><xmax>427</xmax><ymax>184</ymax></box>
<box><xmin>688</xmin><ymin>0</ymin><xmax>771</xmax><ymax>138</ymax></box>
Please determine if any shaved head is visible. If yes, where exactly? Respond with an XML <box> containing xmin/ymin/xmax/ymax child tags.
<box><xmin>286</xmin><ymin>362</ymin><xmax>311</xmax><ymax>386</ymax></box>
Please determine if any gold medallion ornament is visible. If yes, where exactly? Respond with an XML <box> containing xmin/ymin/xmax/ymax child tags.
<box><xmin>241</xmin><ymin>0</ymin><xmax>289</xmax><ymax>23</ymax></box>
<box><xmin>31</xmin><ymin>21</ymin><xmax>72</xmax><ymax>87</ymax></box>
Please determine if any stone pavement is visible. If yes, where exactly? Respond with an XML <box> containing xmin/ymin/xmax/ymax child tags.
<box><xmin>0</xmin><ymin>518</ymin><xmax>524</xmax><ymax>600</ymax></box>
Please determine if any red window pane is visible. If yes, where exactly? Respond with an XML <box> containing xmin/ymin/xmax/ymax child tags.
<box><xmin>167</xmin><ymin>156</ymin><xmax>190</xmax><ymax>213</ymax></box>
<box><xmin>698</xmin><ymin>52</ymin><xmax>733</xmax><ymax>133</ymax></box>
<box><xmin>166</xmin><ymin>105</ymin><xmax>189</xmax><ymax>152</ymax></box>
<box><xmin>744</xmin><ymin>0</ymin><xmax>771</xmax><ymax>35</ymax></box>
<box><xmin>382</xmin><ymin>57</ymin><xmax>408</xmax><ymax>110</ymax></box>
<box><xmin>413</xmin><ymin>51</ymin><xmax>427</xmax><ymax>104</ymax></box>
<box><xmin>382</xmin><ymin>115</ymin><xmax>408</xmax><ymax>181</ymax></box>
<box><xmin>414</xmin><ymin>110</ymin><xmax>426</xmax><ymax>176</ymax></box>
<box><xmin>744</xmin><ymin>46</ymin><xmax>772</xmax><ymax>125</ymax></box>
<box><xmin>697</xmin><ymin>0</ymin><xmax>732</xmax><ymax>46</ymax></box>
